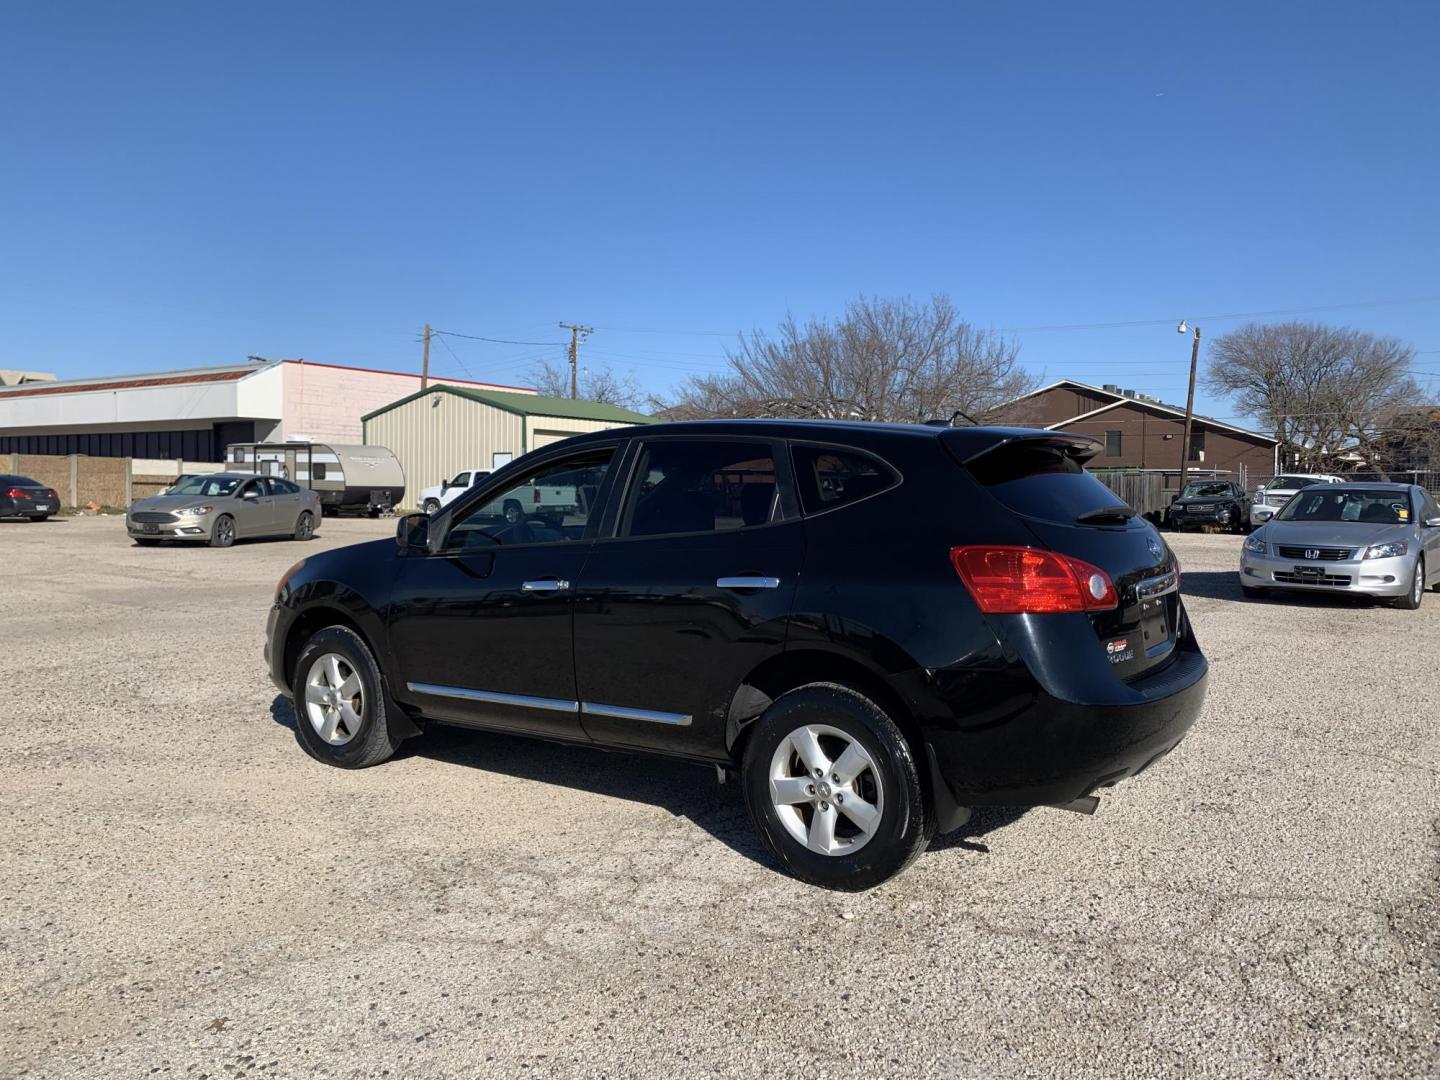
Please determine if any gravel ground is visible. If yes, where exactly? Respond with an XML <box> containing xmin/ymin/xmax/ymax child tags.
<box><xmin>2</xmin><ymin>516</ymin><xmax>1436</xmax><ymax>1079</ymax></box>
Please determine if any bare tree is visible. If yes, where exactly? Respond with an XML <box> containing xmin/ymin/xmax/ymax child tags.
<box><xmin>527</xmin><ymin>359</ymin><xmax>643</xmax><ymax>410</ymax></box>
<box><xmin>1204</xmin><ymin>321</ymin><xmax>1420</xmax><ymax>473</ymax></box>
<box><xmin>659</xmin><ymin>295</ymin><xmax>1034</xmax><ymax>423</ymax></box>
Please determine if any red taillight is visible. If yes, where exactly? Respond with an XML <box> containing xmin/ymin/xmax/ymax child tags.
<box><xmin>950</xmin><ymin>545</ymin><xmax>1118</xmax><ymax>614</ymax></box>
<box><xmin>47</xmin><ymin>489</ymin><xmax>58</xmax><ymax>500</ymax></box>
<box><xmin>6</xmin><ymin>487</ymin><xmax>28</xmax><ymax>499</ymax></box>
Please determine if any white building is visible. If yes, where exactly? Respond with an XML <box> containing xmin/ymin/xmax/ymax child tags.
<box><xmin>0</xmin><ymin>359</ymin><xmax>532</xmax><ymax>462</ymax></box>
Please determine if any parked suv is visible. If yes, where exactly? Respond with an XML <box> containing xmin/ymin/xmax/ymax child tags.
<box><xmin>1166</xmin><ymin>479</ymin><xmax>1249</xmax><ymax>533</ymax></box>
<box><xmin>1250</xmin><ymin>473</ymin><xmax>1343</xmax><ymax>525</ymax></box>
<box><xmin>266</xmin><ymin>421</ymin><xmax>1208</xmax><ymax>890</ymax></box>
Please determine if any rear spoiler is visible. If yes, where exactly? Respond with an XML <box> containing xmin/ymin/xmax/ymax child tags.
<box><xmin>939</xmin><ymin>427</ymin><xmax>1103</xmax><ymax>466</ymax></box>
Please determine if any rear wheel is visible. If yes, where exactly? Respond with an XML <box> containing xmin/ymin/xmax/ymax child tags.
<box><xmin>503</xmin><ymin>500</ymin><xmax>524</xmax><ymax>524</ymax></box>
<box><xmin>27</xmin><ymin>514</ymin><xmax>50</xmax><ymax>522</ymax></box>
<box><xmin>291</xmin><ymin>626</ymin><xmax>401</xmax><ymax>768</ymax></box>
<box><xmin>742</xmin><ymin>683</ymin><xmax>932</xmax><ymax>891</ymax></box>
<box><xmin>1395</xmin><ymin>557</ymin><xmax>1424</xmax><ymax>610</ymax></box>
<box><xmin>292</xmin><ymin>511</ymin><xmax>315</xmax><ymax>541</ymax></box>
<box><xmin>208</xmin><ymin>514</ymin><xmax>236</xmax><ymax>548</ymax></box>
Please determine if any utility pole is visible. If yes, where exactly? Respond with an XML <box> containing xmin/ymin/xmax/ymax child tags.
<box><xmin>1176</xmin><ymin>321</ymin><xmax>1201</xmax><ymax>493</ymax></box>
<box><xmin>558</xmin><ymin>322</ymin><xmax>592</xmax><ymax>399</ymax></box>
<box><xmin>421</xmin><ymin>324</ymin><xmax>432</xmax><ymax>391</ymax></box>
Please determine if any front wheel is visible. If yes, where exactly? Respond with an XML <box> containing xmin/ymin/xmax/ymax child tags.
<box><xmin>292</xmin><ymin>511</ymin><xmax>315</xmax><ymax>541</ymax></box>
<box><xmin>208</xmin><ymin>514</ymin><xmax>236</xmax><ymax>548</ymax></box>
<box><xmin>1241</xmin><ymin>583</ymin><xmax>1267</xmax><ymax>599</ymax></box>
<box><xmin>742</xmin><ymin>683</ymin><xmax>933</xmax><ymax>891</ymax></box>
<box><xmin>1395</xmin><ymin>557</ymin><xmax>1425</xmax><ymax>610</ymax></box>
<box><xmin>291</xmin><ymin>625</ymin><xmax>401</xmax><ymax>768</ymax></box>
<box><xmin>423</xmin><ymin>498</ymin><xmax>441</xmax><ymax>515</ymax></box>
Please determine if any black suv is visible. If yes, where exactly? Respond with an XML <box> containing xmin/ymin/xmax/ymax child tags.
<box><xmin>1166</xmin><ymin>479</ymin><xmax>1250</xmax><ymax>533</ymax></box>
<box><xmin>266</xmin><ymin>421</ymin><xmax>1207</xmax><ymax>890</ymax></box>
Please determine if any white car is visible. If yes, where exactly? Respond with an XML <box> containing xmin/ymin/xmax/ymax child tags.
<box><xmin>419</xmin><ymin>468</ymin><xmax>490</xmax><ymax>514</ymax></box>
<box><xmin>1250</xmin><ymin>473</ymin><xmax>1344</xmax><ymax>524</ymax></box>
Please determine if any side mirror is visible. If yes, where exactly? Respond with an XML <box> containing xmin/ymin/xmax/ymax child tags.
<box><xmin>241</xmin><ymin>489</ymin><xmax>259</xmax><ymax>500</ymax></box>
<box><xmin>396</xmin><ymin>512</ymin><xmax>430</xmax><ymax>551</ymax></box>
<box><xmin>1425</xmin><ymin>515</ymin><xmax>1440</xmax><ymax>528</ymax></box>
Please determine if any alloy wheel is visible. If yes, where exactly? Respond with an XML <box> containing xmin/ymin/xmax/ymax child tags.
<box><xmin>297</xmin><ymin>513</ymin><xmax>313</xmax><ymax>539</ymax></box>
<box><xmin>304</xmin><ymin>653</ymin><xmax>364</xmax><ymax>745</ymax></box>
<box><xmin>214</xmin><ymin>517</ymin><xmax>235</xmax><ymax>546</ymax></box>
<box><xmin>768</xmin><ymin>724</ymin><xmax>884</xmax><ymax>856</ymax></box>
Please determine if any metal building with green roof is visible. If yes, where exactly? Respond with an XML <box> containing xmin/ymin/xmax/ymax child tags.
<box><xmin>361</xmin><ymin>385</ymin><xmax>653</xmax><ymax>508</ymax></box>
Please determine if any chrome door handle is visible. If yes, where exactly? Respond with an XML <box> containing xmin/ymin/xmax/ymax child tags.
<box><xmin>521</xmin><ymin>579</ymin><xmax>570</xmax><ymax>593</ymax></box>
<box><xmin>716</xmin><ymin>576</ymin><xmax>781</xmax><ymax>590</ymax></box>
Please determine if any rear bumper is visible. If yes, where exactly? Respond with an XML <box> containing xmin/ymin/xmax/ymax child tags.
<box><xmin>925</xmin><ymin>639</ymin><xmax>1208</xmax><ymax>808</ymax></box>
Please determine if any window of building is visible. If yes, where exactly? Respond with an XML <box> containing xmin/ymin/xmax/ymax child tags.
<box><xmin>1105</xmin><ymin>430</ymin><xmax>1122</xmax><ymax>457</ymax></box>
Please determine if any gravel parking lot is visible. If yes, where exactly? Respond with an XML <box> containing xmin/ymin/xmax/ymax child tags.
<box><xmin>3</xmin><ymin>516</ymin><xmax>1437</xmax><ymax>1078</ymax></box>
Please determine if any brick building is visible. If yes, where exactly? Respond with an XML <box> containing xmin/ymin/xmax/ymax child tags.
<box><xmin>995</xmin><ymin>379</ymin><xmax>1279</xmax><ymax>485</ymax></box>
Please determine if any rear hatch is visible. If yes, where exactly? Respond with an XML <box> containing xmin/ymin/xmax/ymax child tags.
<box><xmin>944</xmin><ymin>430</ymin><xmax>1180</xmax><ymax>680</ymax></box>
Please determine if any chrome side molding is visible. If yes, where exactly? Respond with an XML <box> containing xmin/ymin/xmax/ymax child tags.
<box><xmin>406</xmin><ymin>683</ymin><xmax>692</xmax><ymax>726</ymax></box>
<box><xmin>716</xmin><ymin>576</ymin><xmax>781</xmax><ymax>590</ymax></box>
<box><xmin>580</xmin><ymin>701</ymin><xmax>692</xmax><ymax>727</ymax></box>
<box><xmin>406</xmin><ymin>682</ymin><xmax>579</xmax><ymax>714</ymax></box>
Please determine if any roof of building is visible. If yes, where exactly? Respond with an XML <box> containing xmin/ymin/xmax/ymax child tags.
<box><xmin>1004</xmin><ymin>379</ymin><xmax>1279</xmax><ymax>444</ymax></box>
<box><xmin>361</xmin><ymin>384</ymin><xmax>654</xmax><ymax>425</ymax></box>
<box><xmin>0</xmin><ymin>358</ymin><xmax>536</xmax><ymax>400</ymax></box>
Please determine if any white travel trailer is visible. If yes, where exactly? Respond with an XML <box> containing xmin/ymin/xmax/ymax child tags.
<box><xmin>226</xmin><ymin>441</ymin><xmax>406</xmax><ymax>516</ymax></box>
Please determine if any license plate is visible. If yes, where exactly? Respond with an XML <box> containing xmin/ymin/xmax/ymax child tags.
<box><xmin>36</xmin><ymin>503</ymin><xmax>53</xmax><ymax>511</ymax></box>
<box><xmin>1140</xmin><ymin>599</ymin><xmax>1169</xmax><ymax>649</ymax></box>
<box><xmin>1292</xmin><ymin>565</ymin><xmax>1324</xmax><ymax>579</ymax></box>
<box><xmin>142</xmin><ymin>523</ymin><xmax>160</xmax><ymax>534</ymax></box>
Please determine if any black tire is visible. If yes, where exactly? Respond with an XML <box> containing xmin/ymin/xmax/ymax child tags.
<box><xmin>1240</xmin><ymin>584</ymin><xmax>1267</xmax><ymax>599</ymax></box>
<box><xmin>503</xmin><ymin>500</ymin><xmax>523</xmax><ymax>524</ymax></box>
<box><xmin>209</xmin><ymin>514</ymin><xmax>236</xmax><ymax>548</ymax></box>
<box><xmin>1395</xmin><ymin>557</ymin><xmax>1424</xmax><ymax>610</ymax></box>
<box><xmin>28</xmin><ymin>514</ymin><xmax>51</xmax><ymax>522</ymax></box>
<box><xmin>292</xmin><ymin>510</ymin><xmax>315</xmax><ymax>541</ymax></box>
<box><xmin>423</xmin><ymin>498</ymin><xmax>441</xmax><ymax>515</ymax></box>
<box><xmin>291</xmin><ymin>625</ymin><xmax>402</xmax><ymax>769</ymax></box>
<box><xmin>742</xmin><ymin>682</ymin><xmax>933</xmax><ymax>891</ymax></box>
<box><xmin>133</xmin><ymin>538</ymin><xmax>160</xmax><ymax>546</ymax></box>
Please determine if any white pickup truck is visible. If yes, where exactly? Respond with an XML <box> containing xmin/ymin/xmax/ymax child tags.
<box><xmin>419</xmin><ymin>468</ymin><xmax>490</xmax><ymax>514</ymax></box>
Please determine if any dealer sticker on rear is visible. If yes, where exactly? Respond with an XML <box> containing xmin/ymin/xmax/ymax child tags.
<box><xmin>1105</xmin><ymin>636</ymin><xmax>1134</xmax><ymax>664</ymax></box>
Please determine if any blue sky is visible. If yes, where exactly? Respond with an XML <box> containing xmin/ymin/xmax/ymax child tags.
<box><xmin>2</xmin><ymin>1</ymin><xmax>1436</xmax><ymax>421</ymax></box>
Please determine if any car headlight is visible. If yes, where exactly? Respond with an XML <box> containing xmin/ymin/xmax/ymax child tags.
<box><xmin>1363</xmin><ymin>541</ymin><xmax>1407</xmax><ymax>560</ymax></box>
<box><xmin>1243</xmin><ymin>534</ymin><xmax>1267</xmax><ymax>554</ymax></box>
<box><xmin>177</xmin><ymin>505</ymin><xmax>214</xmax><ymax>517</ymax></box>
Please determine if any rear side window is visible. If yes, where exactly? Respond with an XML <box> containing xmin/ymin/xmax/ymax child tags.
<box><xmin>791</xmin><ymin>445</ymin><xmax>897</xmax><ymax>515</ymax></box>
<box><xmin>967</xmin><ymin>445</ymin><xmax>1126</xmax><ymax>525</ymax></box>
<box><xmin>622</xmin><ymin>440</ymin><xmax>777</xmax><ymax>537</ymax></box>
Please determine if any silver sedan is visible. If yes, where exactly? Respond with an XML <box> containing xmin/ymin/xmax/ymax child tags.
<box><xmin>1239</xmin><ymin>482</ymin><xmax>1440</xmax><ymax>609</ymax></box>
<box><xmin>127</xmin><ymin>473</ymin><xmax>321</xmax><ymax>548</ymax></box>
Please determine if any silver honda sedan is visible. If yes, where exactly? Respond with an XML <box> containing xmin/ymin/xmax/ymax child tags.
<box><xmin>1239</xmin><ymin>482</ymin><xmax>1440</xmax><ymax>609</ymax></box>
<box><xmin>127</xmin><ymin>473</ymin><xmax>321</xmax><ymax>548</ymax></box>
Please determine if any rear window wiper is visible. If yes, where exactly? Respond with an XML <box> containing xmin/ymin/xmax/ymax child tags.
<box><xmin>1075</xmin><ymin>505</ymin><xmax>1135</xmax><ymax>525</ymax></box>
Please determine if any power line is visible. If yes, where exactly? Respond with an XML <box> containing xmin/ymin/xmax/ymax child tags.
<box><xmin>996</xmin><ymin>294</ymin><xmax>1440</xmax><ymax>334</ymax></box>
<box><xmin>432</xmin><ymin>328</ymin><xmax>568</xmax><ymax>346</ymax></box>
<box><xmin>591</xmin><ymin>324</ymin><xmax>735</xmax><ymax>337</ymax></box>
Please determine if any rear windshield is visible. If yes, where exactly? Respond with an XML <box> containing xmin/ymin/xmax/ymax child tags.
<box><xmin>966</xmin><ymin>445</ymin><xmax>1128</xmax><ymax>524</ymax></box>
<box><xmin>0</xmin><ymin>475</ymin><xmax>42</xmax><ymax>486</ymax></box>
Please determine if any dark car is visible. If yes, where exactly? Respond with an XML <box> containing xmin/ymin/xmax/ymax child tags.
<box><xmin>1166</xmin><ymin>479</ymin><xmax>1249</xmax><ymax>533</ymax></box>
<box><xmin>0</xmin><ymin>474</ymin><xmax>61</xmax><ymax>521</ymax></box>
<box><xmin>266</xmin><ymin>421</ymin><xmax>1208</xmax><ymax>890</ymax></box>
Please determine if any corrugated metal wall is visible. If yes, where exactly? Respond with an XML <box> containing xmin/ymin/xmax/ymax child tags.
<box><xmin>364</xmin><ymin>394</ymin><xmax>524</xmax><ymax>506</ymax></box>
<box><xmin>525</xmin><ymin>414</ymin><xmax>641</xmax><ymax>449</ymax></box>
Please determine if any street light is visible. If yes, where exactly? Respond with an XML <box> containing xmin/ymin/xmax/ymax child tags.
<box><xmin>1176</xmin><ymin>321</ymin><xmax>1201</xmax><ymax>492</ymax></box>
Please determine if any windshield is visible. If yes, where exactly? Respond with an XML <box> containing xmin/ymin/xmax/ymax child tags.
<box><xmin>1181</xmin><ymin>482</ymin><xmax>1230</xmax><ymax>498</ymax></box>
<box><xmin>168</xmin><ymin>475</ymin><xmax>242</xmax><ymax>497</ymax></box>
<box><xmin>1275</xmin><ymin>489</ymin><xmax>1412</xmax><ymax>525</ymax></box>
<box><xmin>1270</xmin><ymin>476</ymin><xmax>1324</xmax><ymax>491</ymax></box>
